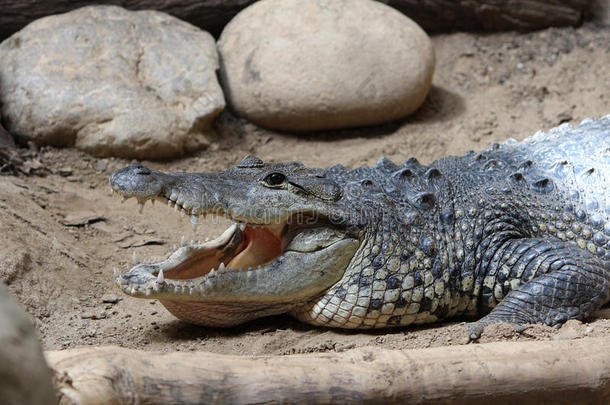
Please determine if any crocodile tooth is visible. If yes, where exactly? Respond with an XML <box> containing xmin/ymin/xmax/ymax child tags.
<box><xmin>238</xmin><ymin>222</ymin><xmax>246</xmax><ymax>231</ymax></box>
<box><xmin>120</xmin><ymin>196</ymin><xmax>126</xmax><ymax>203</ymax></box>
<box><xmin>174</xmin><ymin>203</ymin><xmax>179</xmax><ymax>212</ymax></box>
<box><xmin>132</xmin><ymin>251</ymin><xmax>139</xmax><ymax>265</ymax></box>
<box><xmin>190</xmin><ymin>216</ymin><xmax>198</xmax><ymax>231</ymax></box>
<box><xmin>173</xmin><ymin>244</ymin><xmax>177</xmax><ymax>251</ymax></box>
<box><xmin>219</xmin><ymin>262</ymin><xmax>226</xmax><ymax>272</ymax></box>
<box><xmin>131</xmin><ymin>287</ymin><xmax>136</xmax><ymax>294</ymax></box>
<box><xmin>113</xmin><ymin>267</ymin><xmax>121</xmax><ymax>277</ymax></box>
<box><xmin>180</xmin><ymin>235</ymin><xmax>186</xmax><ymax>247</ymax></box>
<box><xmin>209</xmin><ymin>268</ymin><xmax>216</xmax><ymax>277</ymax></box>
<box><xmin>110</xmin><ymin>187</ymin><xmax>114</xmax><ymax>195</ymax></box>
<box><xmin>138</xmin><ymin>202</ymin><xmax>144</xmax><ymax>213</ymax></box>
<box><xmin>157</xmin><ymin>269</ymin><xmax>164</xmax><ymax>284</ymax></box>
<box><xmin>181</xmin><ymin>208</ymin><xmax>186</xmax><ymax>217</ymax></box>
<box><xmin>167</xmin><ymin>199</ymin><xmax>173</xmax><ymax>207</ymax></box>
<box><xmin>145</xmin><ymin>288</ymin><xmax>152</xmax><ymax>296</ymax></box>
<box><xmin>205</xmin><ymin>237</ymin><xmax>210</xmax><ymax>242</ymax></box>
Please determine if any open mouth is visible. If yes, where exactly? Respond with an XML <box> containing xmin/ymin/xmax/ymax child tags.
<box><xmin>108</xmin><ymin>162</ymin><xmax>361</xmax><ymax>326</ymax></box>
<box><xmin>111</xmin><ymin>189</ymin><xmax>348</xmax><ymax>298</ymax></box>
<box><xmin>145</xmin><ymin>217</ymin><xmax>299</xmax><ymax>282</ymax></box>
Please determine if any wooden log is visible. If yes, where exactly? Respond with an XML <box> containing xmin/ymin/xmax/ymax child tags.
<box><xmin>0</xmin><ymin>0</ymin><xmax>593</xmax><ymax>42</ymax></box>
<box><xmin>0</xmin><ymin>0</ymin><xmax>257</xmax><ymax>41</ymax></box>
<box><xmin>47</xmin><ymin>338</ymin><xmax>610</xmax><ymax>405</ymax></box>
<box><xmin>385</xmin><ymin>0</ymin><xmax>592</xmax><ymax>32</ymax></box>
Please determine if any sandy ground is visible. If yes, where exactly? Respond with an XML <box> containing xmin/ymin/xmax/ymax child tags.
<box><xmin>1</xmin><ymin>23</ymin><xmax>609</xmax><ymax>357</ymax></box>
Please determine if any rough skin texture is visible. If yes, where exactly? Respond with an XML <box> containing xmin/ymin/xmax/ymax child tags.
<box><xmin>110</xmin><ymin>116</ymin><xmax>610</xmax><ymax>337</ymax></box>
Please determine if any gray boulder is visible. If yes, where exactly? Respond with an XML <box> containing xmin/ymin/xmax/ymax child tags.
<box><xmin>0</xmin><ymin>282</ymin><xmax>56</xmax><ymax>405</ymax></box>
<box><xmin>0</xmin><ymin>5</ymin><xmax>225</xmax><ymax>159</ymax></box>
<box><xmin>218</xmin><ymin>0</ymin><xmax>435</xmax><ymax>131</ymax></box>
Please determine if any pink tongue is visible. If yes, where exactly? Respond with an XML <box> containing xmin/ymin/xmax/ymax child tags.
<box><xmin>228</xmin><ymin>225</ymin><xmax>283</xmax><ymax>269</ymax></box>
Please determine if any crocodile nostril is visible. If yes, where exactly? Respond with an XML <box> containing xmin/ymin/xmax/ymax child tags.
<box><xmin>135</xmin><ymin>166</ymin><xmax>151</xmax><ymax>175</ymax></box>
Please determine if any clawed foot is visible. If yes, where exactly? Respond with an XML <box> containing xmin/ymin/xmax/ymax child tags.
<box><xmin>466</xmin><ymin>319</ymin><xmax>530</xmax><ymax>342</ymax></box>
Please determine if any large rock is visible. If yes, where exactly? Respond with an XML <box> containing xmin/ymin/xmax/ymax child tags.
<box><xmin>0</xmin><ymin>282</ymin><xmax>56</xmax><ymax>405</ymax></box>
<box><xmin>0</xmin><ymin>5</ymin><xmax>225</xmax><ymax>159</ymax></box>
<box><xmin>218</xmin><ymin>0</ymin><xmax>435</xmax><ymax>131</ymax></box>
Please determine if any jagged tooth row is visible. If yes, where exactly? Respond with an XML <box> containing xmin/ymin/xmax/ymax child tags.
<box><xmin>116</xmin><ymin>261</ymin><xmax>267</xmax><ymax>298</ymax></box>
<box><xmin>162</xmin><ymin>193</ymin><xmax>256</xmax><ymax>231</ymax></box>
<box><xmin>112</xmin><ymin>188</ymin><xmax>262</xmax><ymax>230</ymax></box>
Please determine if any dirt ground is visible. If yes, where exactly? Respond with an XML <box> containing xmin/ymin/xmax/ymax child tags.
<box><xmin>1</xmin><ymin>23</ymin><xmax>609</xmax><ymax>357</ymax></box>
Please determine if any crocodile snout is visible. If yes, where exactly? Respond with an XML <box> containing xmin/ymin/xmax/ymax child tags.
<box><xmin>109</xmin><ymin>163</ymin><xmax>168</xmax><ymax>200</ymax></box>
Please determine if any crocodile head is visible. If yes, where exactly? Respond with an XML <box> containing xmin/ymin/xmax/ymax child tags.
<box><xmin>109</xmin><ymin>156</ymin><xmax>361</xmax><ymax>326</ymax></box>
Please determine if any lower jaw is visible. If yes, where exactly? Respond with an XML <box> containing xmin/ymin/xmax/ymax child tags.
<box><xmin>160</xmin><ymin>299</ymin><xmax>294</xmax><ymax>327</ymax></box>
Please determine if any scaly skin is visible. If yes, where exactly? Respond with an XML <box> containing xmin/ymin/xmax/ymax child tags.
<box><xmin>110</xmin><ymin>116</ymin><xmax>610</xmax><ymax>337</ymax></box>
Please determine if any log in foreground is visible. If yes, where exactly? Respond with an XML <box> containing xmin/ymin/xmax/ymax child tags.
<box><xmin>48</xmin><ymin>338</ymin><xmax>610</xmax><ymax>405</ymax></box>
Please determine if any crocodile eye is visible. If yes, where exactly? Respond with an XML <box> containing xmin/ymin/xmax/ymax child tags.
<box><xmin>263</xmin><ymin>172</ymin><xmax>286</xmax><ymax>186</ymax></box>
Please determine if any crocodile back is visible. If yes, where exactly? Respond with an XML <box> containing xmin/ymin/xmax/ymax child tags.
<box><xmin>494</xmin><ymin>115</ymin><xmax>609</xmax><ymax>226</ymax></box>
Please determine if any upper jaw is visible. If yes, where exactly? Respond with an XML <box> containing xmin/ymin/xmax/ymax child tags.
<box><xmin>111</xmin><ymin>173</ymin><xmax>299</xmax><ymax>230</ymax></box>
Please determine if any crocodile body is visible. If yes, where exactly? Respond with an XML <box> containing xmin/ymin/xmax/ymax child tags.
<box><xmin>110</xmin><ymin>116</ymin><xmax>610</xmax><ymax>335</ymax></box>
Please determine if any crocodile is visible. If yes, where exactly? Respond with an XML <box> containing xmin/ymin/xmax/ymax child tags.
<box><xmin>110</xmin><ymin>116</ymin><xmax>610</xmax><ymax>338</ymax></box>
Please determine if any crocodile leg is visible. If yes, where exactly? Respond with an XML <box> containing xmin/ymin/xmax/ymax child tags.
<box><xmin>469</xmin><ymin>238</ymin><xmax>610</xmax><ymax>340</ymax></box>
